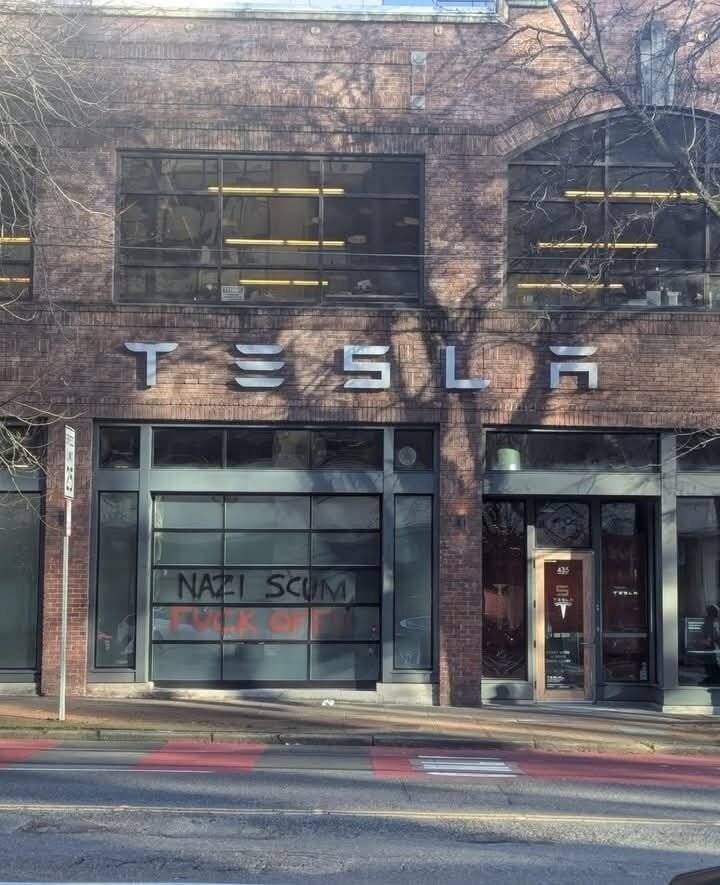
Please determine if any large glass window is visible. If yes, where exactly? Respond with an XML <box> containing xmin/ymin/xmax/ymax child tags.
<box><xmin>678</xmin><ymin>498</ymin><xmax>720</xmax><ymax>686</ymax></box>
<box><xmin>600</xmin><ymin>502</ymin><xmax>650</xmax><ymax>683</ymax></box>
<box><xmin>394</xmin><ymin>496</ymin><xmax>433</xmax><ymax>669</ymax></box>
<box><xmin>151</xmin><ymin>494</ymin><xmax>381</xmax><ymax>684</ymax></box>
<box><xmin>487</xmin><ymin>431</ymin><xmax>658</xmax><ymax>472</ymax></box>
<box><xmin>95</xmin><ymin>492</ymin><xmax>138</xmax><ymax>668</ymax></box>
<box><xmin>0</xmin><ymin>494</ymin><xmax>41</xmax><ymax>669</ymax></box>
<box><xmin>118</xmin><ymin>154</ymin><xmax>422</xmax><ymax>306</ymax></box>
<box><xmin>482</xmin><ymin>501</ymin><xmax>527</xmax><ymax>679</ymax></box>
<box><xmin>509</xmin><ymin>113</ymin><xmax>720</xmax><ymax>310</ymax></box>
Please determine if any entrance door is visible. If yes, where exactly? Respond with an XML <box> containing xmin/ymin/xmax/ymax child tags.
<box><xmin>535</xmin><ymin>551</ymin><xmax>594</xmax><ymax>701</ymax></box>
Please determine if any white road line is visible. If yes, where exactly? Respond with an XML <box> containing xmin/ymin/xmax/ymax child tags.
<box><xmin>426</xmin><ymin>772</ymin><xmax>517</xmax><ymax>778</ymax></box>
<box><xmin>0</xmin><ymin>766</ymin><xmax>215</xmax><ymax>773</ymax></box>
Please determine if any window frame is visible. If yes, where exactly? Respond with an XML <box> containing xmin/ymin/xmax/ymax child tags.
<box><xmin>115</xmin><ymin>151</ymin><xmax>425</xmax><ymax>309</ymax></box>
<box><xmin>507</xmin><ymin>111</ymin><xmax>720</xmax><ymax>311</ymax></box>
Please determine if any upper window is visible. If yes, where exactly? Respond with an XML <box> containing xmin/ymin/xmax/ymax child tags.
<box><xmin>508</xmin><ymin>113</ymin><xmax>720</xmax><ymax>310</ymax></box>
<box><xmin>0</xmin><ymin>181</ymin><xmax>32</xmax><ymax>304</ymax></box>
<box><xmin>117</xmin><ymin>154</ymin><xmax>422</xmax><ymax>307</ymax></box>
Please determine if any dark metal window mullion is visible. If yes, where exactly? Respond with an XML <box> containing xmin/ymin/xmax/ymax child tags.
<box><xmin>218</xmin><ymin>157</ymin><xmax>224</xmax><ymax>302</ymax></box>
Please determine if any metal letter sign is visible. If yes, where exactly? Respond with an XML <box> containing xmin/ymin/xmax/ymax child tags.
<box><xmin>343</xmin><ymin>345</ymin><xmax>391</xmax><ymax>390</ymax></box>
<box><xmin>235</xmin><ymin>344</ymin><xmax>285</xmax><ymax>388</ymax></box>
<box><xmin>444</xmin><ymin>346</ymin><xmax>490</xmax><ymax>390</ymax></box>
<box><xmin>124</xmin><ymin>342</ymin><xmax>178</xmax><ymax>387</ymax></box>
<box><xmin>549</xmin><ymin>345</ymin><xmax>599</xmax><ymax>390</ymax></box>
<box><xmin>64</xmin><ymin>426</ymin><xmax>76</xmax><ymax>500</ymax></box>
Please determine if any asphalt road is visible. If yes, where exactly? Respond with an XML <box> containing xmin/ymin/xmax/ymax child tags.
<box><xmin>0</xmin><ymin>740</ymin><xmax>718</xmax><ymax>884</ymax></box>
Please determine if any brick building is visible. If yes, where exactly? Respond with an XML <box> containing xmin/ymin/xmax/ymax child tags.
<box><xmin>2</xmin><ymin>0</ymin><xmax>720</xmax><ymax>708</ymax></box>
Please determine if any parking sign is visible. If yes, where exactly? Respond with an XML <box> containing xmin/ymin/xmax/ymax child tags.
<box><xmin>64</xmin><ymin>426</ymin><xmax>75</xmax><ymax>500</ymax></box>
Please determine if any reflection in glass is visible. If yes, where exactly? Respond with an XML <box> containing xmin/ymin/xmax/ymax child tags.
<box><xmin>312</xmin><ymin>496</ymin><xmax>380</xmax><ymax>530</ymax></box>
<box><xmin>601</xmin><ymin>502</ymin><xmax>650</xmax><ymax>682</ymax></box>
<box><xmin>226</xmin><ymin>429</ymin><xmax>310</xmax><ymax>468</ymax></box>
<box><xmin>95</xmin><ymin>493</ymin><xmax>137</xmax><ymax>668</ymax></box>
<box><xmin>394</xmin><ymin>496</ymin><xmax>432</xmax><ymax>669</ymax></box>
<box><xmin>99</xmin><ymin>427</ymin><xmax>140</xmax><ymax>469</ymax></box>
<box><xmin>678</xmin><ymin>498</ymin><xmax>720</xmax><ymax>685</ymax></box>
<box><xmin>536</xmin><ymin>501</ymin><xmax>590</xmax><ymax>548</ymax></box>
<box><xmin>226</xmin><ymin>496</ymin><xmax>310</xmax><ymax>530</ymax></box>
<box><xmin>394</xmin><ymin>429</ymin><xmax>434</xmax><ymax>472</ymax></box>
<box><xmin>311</xmin><ymin>429</ymin><xmax>383</xmax><ymax>469</ymax></box>
<box><xmin>486</xmin><ymin>431</ymin><xmax>658</xmax><ymax>471</ymax></box>
<box><xmin>482</xmin><ymin>501</ymin><xmax>526</xmax><ymax>679</ymax></box>
<box><xmin>154</xmin><ymin>495</ymin><xmax>223</xmax><ymax>530</ymax></box>
<box><xmin>153</xmin><ymin>428</ymin><xmax>223</xmax><ymax>467</ymax></box>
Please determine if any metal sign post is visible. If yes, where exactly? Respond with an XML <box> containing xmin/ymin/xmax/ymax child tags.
<box><xmin>58</xmin><ymin>426</ymin><xmax>75</xmax><ymax>722</ymax></box>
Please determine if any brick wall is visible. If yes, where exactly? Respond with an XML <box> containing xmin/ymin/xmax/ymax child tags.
<box><xmin>1</xmin><ymin>2</ymin><xmax>718</xmax><ymax>703</ymax></box>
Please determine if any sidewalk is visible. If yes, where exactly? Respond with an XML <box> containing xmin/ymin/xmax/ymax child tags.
<box><xmin>0</xmin><ymin>694</ymin><xmax>717</xmax><ymax>755</ymax></box>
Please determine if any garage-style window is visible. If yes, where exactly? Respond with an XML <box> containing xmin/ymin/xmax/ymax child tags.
<box><xmin>118</xmin><ymin>154</ymin><xmax>422</xmax><ymax>306</ymax></box>
<box><xmin>509</xmin><ymin>113</ymin><xmax>720</xmax><ymax>310</ymax></box>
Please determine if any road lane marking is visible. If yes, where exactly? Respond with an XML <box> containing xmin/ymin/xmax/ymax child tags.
<box><xmin>0</xmin><ymin>766</ymin><xmax>214</xmax><ymax>773</ymax></box>
<box><xmin>413</xmin><ymin>756</ymin><xmax>518</xmax><ymax>778</ymax></box>
<box><xmin>0</xmin><ymin>803</ymin><xmax>715</xmax><ymax>827</ymax></box>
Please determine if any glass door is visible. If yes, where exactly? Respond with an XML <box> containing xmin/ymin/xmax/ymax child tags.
<box><xmin>535</xmin><ymin>551</ymin><xmax>594</xmax><ymax>700</ymax></box>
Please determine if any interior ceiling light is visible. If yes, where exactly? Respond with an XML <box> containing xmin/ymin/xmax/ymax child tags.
<box><xmin>208</xmin><ymin>186</ymin><xmax>345</xmax><ymax>195</ymax></box>
<box><xmin>536</xmin><ymin>241</ymin><xmax>658</xmax><ymax>250</ymax></box>
<box><xmin>0</xmin><ymin>236</ymin><xmax>31</xmax><ymax>244</ymax></box>
<box><xmin>517</xmin><ymin>282</ymin><xmax>625</xmax><ymax>290</ymax></box>
<box><xmin>0</xmin><ymin>276</ymin><xmax>30</xmax><ymax>283</ymax></box>
<box><xmin>238</xmin><ymin>278</ymin><xmax>329</xmax><ymax>287</ymax></box>
<box><xmin>226</xmin><ymin>238</ymin><xmax>345</xmax><ymax>247</ymax></box>
<box><xmin>565</xmin><ymin>189</ymin><xmax>699</xmax><ymax>200</ymax></box>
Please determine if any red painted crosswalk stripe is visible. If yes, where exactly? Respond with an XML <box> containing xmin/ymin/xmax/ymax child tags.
<box><xmin>0</xmin><ymin>739</ymin><xmax>58</xmax><ymax>765</ymax></box>
<box><xmin>135</xmin><ymin>740</ymin><xmax>266</xmax><ymax>772</ymax></box>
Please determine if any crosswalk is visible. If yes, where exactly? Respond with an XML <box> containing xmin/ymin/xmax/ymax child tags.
<box><xmin>411</xmin><ymin>755</ymin><xmax>518</xmax><ymax>778</ymax></box>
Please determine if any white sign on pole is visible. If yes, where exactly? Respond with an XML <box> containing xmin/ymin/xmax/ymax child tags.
<box><xmin>64</xmin><ymin>426</ymin><xmax>76</xmax><ymax>500</ymax></box>
<box><xmin>59</xmin><ymin>425</ymin><xmax>75</xmax><ymax>722</ymax></box>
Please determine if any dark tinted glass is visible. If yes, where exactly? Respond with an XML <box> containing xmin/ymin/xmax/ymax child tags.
<box><xmin>122</xmin><ymin>156</ymin><xmax>218</xmax><ymax>193</ymax></box>
<box><xmin>225</xmin><ymin>532</ymin><xmax>309</xmax><ymax>566</ymax></box>
<box><xmin>223</xmin><ymin>643</ymin><xmax>308</xmax><ymax>681</ymax></box>
<box><xmin>310</xmin><ymin>643</ymin><xmax>380</xmax><ymax>681</ymax></box>
<box><xmin>153</xmin><ymin>428</ymin><xmax>223</xmax><ymax>467</ymax></box>
<box><xmin>154</xmin><ymin>496</ymin><xmax>223</xmax><ymax>530</ymax></box>
<box><xmin>95</xmin><ymin>493</ymin><xmax>137</xmax><ymax>668</ymax></box>
<box><xmin>119</xmin><ymin>195</ymin><xmax>218</xmax><ymax>255</ymax></box>
<box><xmin>0</xmin><ymin>494</ymin><xmax>40</xmax><ymax>669</ymax></box>
<box><xmin>154</xmin><ymin>532</ymin><xmax>223</xmax><ymax>566</ymax></box>
<box><xmin>482</xmin><ymin>501</ymin><xmax>526</xmax><ymax>679</ymax></box>
<box><xmin>394</xmin><ymin>496</ymin><xmax>432</xmax><ymax>669</ymax></box>
<box><xmin>324</xmin><ymin>159</ymin><xmax>420</xmax><ymax>195</ymax></box>
<box><xmin>117</xmin><ymin>266</ymin><xmax>219</xmax><ymax>304</ymax></box>
<box><xmin>536</xmin><ymin>501</ymin><xmax>590</xmax><ymax>548</ymax></box>
<box><xmin>677</xmin><ymin>433</ymin><xmax>720</xmax><ymax>470</ymax></box>
<box><xmin>601</xmin><ymin>502</ymin><xmax>650</xmax><ymax>682</ymax></box>
<box><xmin>486</xmin><ymin>432</ymin><xmax>658</xmax><ymax>471</ymax></box>
<box><xmin>222</xmin><ymin>157</ymin><xmax>321</xmax><ymax>189</ymax></box>
<box><xmin>311</xmin><ymin>429</ymin><xmax>383</xmax><ymax>469</ymax></box>
<box><xmin>394</xmin><ymin>429</ymin><xmax>434</xmax><ymax>471</ymax></box>
<box><xmin>312</xmin><ymin>496</ymin><xmax>380</xmax><ymax>530</ymax></box>
<box><xmin>152</xmin><ymin>643</ymin><xmax>221</xmax><ymax>681</ymax></box>
<box><xmin>311</xmin><ymin>532</ymin><xmax>380</xmax><ymax>567</ymax></box>
<box><xmin>226</xmin><ymin>496</ymin><xmax>310</xmax><ymax>530</ymax></box>
<box><xmin>226</xmin><ymin>429</ymin><xmax>310</xmax><ymax>468</ymax></box>
<box><xmin>678</xmin><ymin>498</ymin><xmax>720</xmax><ymax>686</ymax></box>
<box><xmin>99</xmin><ymin>427</ymin><xmax>140</xmax><ymax>469</ymax></box>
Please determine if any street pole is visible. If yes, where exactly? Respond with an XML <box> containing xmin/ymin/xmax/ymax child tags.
<box><xmin>58</xmin><ymin>499</ymin><xmax>70</xmax><ymax>722</ymax></box>
<box><xmin>59</xmin><ymin>425</ymin><xmax>75</xmax><ymax>722</ymax></box>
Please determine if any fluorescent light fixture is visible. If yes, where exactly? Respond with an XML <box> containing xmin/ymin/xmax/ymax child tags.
<box><xmin>0</xmin><ymin>276</ymin><xmax>30</xmax><ymax>283</ymax></box>
<box><xmin>537</xmin><ymin>241</ymin><xmax>658</xmax><ymax>250</ymax></box>
<box><xmin>565</xmin><ymin>189</ymin><xmax>699</xmax><ymax>200</ymax></box>
<box><xmin>517</xmin><ymin>282</ymin><xmax>625</xmax><ymax>290</ymax></box>
<box><xmin>238</xmin><ymin>278</ymin><xmax>329</xmax><ymax>287</ymax></box>
<box><xmin>0</xmin><ymin>237</ymin><xmax>31</xmax><ymax>244</ymax></box>
<box><xmin>208</xmin><ymin>186</ymin><xmax>345</xmax><ymax>195</ymax></box>
<box><xmin>225</xmin><ymin>238</ymin><xmax>345</xmax><ymax>247</ymax></box>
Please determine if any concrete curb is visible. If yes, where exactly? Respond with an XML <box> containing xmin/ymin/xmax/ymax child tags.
<box><xmin>0</xmin><ymin>724</ymin><xmax>716</xmax><ymax>755</ymax></box>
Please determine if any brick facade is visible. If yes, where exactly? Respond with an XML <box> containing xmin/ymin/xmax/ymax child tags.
<box><xmin>2</xmin><ymin>1</ymin><xmax>719</xmax><ymax>704</ymax></box>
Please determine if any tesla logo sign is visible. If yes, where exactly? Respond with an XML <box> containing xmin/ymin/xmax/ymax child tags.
<box><xmin>124</xmin><ymin>342</ymin><xmax>599</xmax><ymax>391</ymax></box>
